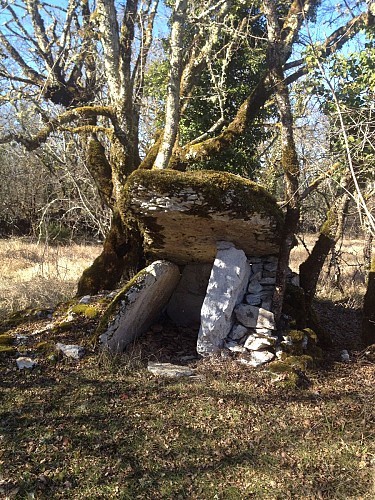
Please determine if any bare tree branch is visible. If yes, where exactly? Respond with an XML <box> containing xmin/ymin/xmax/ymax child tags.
<box><xmin>0</xmin><ymin>106</ymin><xmax>115</xmax><ymax>150</ymax></box>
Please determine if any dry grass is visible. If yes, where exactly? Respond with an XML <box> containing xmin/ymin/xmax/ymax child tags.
<box><xmin>0</xmin><ymin>238</ymin><xmax>101</xmax><ymax>317</ymax></box>
<box><xmin>1</xmin><ymin>345</ymin><xmax>374</xmax><ymax>499</ymax></box>
<box><xmin>0</xmin><ymin>234</ymin><xmax>368</xmax><ymax>319</ymax></box>
<box><xmin>290</xmin><ymin>234</ymin><xmax>368</xmax><ymax>307</ymax></box>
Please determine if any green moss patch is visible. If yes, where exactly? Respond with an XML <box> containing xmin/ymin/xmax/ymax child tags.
<box><xmin>35</xmin><ymin>341</ymin><xmax>55</xmax><ymax>353</ymax></box>
<box><xmin>0</xmin><ymin>307</ymin><xmax>52</xmax><ymax>333</ymax></box>
<box><xmin>270</xmin><ymin>355</ymin><xmax>314</xmax><ymax>373</ymax></box>
<box><xmin>267</xmin><ymin>355</ymin><xmax>314</xmax><ymax>389</ymax></box>
<box><xmin>124</xmin><ymin>169</ymin><xmax>284</xmax><ymax>223</ymax></box>
<box><xmin>71</xmin><ymin>304</ymin><xmax>100</xmax><ymax>319</ymax></box>
<box><xmin>95</xmin><ymin>268</ymin><xmax>149</xmax><ymax>340</ymax></box>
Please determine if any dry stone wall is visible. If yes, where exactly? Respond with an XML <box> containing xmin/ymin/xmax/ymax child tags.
<box><xmin>196</xmin><ymin>244</ymin><xmax>283</xmax><ymax>366</ymax></box>
<box><xmin>97</xmin><ymin>242</ymin><xmax>300</xmax><ymax>367</ymax></box>
<box><xmin>98</xmin><ymin>170</ymin><xmax>293</xmax><ymax>363</ymax></box>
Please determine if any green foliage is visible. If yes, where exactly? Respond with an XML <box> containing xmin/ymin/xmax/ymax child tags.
<box><xmin>143</xmin><ymin>58</ymin><xmax>169</xmax><ymax>129</ymax></box>
<box><xmin>143</xmin><ymin>3</ymin><xmax>274</xmax><ymax>179</ymax></box>
<box><xmin>180</xmin><ymin>42</ymin><xmax>273</xmax><ymax>178</ymax></box>
<box><xmin>298</xmin><ymin>34</ymin><xmax>375</xmax><ymax>199</ymax></box>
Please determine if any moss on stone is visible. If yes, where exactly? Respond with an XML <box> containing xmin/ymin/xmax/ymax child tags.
<box><xmin>268</xmin><ymin>355</ymin><xmax>313</xmax><ymax>389</ymax></box>
<box><xmin>95</xmin><ymin>267</ymin><xmax>149</xmax><ymax>340</ymax></box>
<box><xmin>71</xmin><ymin>304</ymin><xmax>100</xmax><ymax>319</ymax></box>
<box><xmin>288</xmin><ymin>329</ymin><xmax>304</xmax><ymax>342</ymax></box>
<box><xmin>283</xmin><ymin>327</ymin><xmax>322</xmax><ymax>359</ymax></box>
<box><xmin>35</xmin><ymin>341</ymin><xmax>54</xmax><ymax>353</ymax></box>
<box><xmin>271</xmin><ymin>355</ymin><xmax>314</xmax><ymax>372</ymax></box>
<box><xmin>123</xmin><ymin>169</ymin><xmax>284</xmax><ymax>224</ymax></box>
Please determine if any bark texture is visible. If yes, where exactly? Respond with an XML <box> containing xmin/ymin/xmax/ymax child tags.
<box><xmin>299</xmin><ymin>190</ymin><xmax>351</xmax><ymax>309</ymax></box>
<box><xmin>263</xmin><ymin>0</ymin><xmax>301</xmax><ymax>326</ymax></box>
<box><xmin>154</xmin><ymin>0</ymin><xmax>187</xmax><ymax>169</ymax></box>
<box><xmin>362</xmin><ymin>256</ymin><xmax>375</xmax><ymax>346</ymax></box>
<box><xmin>77</xmin><ymin>211</ymin><xmax>144</xmax><ymax>296</ymax></box>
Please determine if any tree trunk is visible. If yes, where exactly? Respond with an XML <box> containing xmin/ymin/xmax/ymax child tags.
<box><xmin>363</xmin><ymin>226</ymin><xmax>373</xmax><ymax>272</ymax></box>
<box><xmin>154</xmin><ymin>0</ymin><xmax>187</xmax><ymax>170</ymax></box>
<box><xmin>77</xmin><ymin>210</ymin><xmax>145</xmax><ymax>296</ymax></box>
<box><xmin>362</xmin><ymin>256</ymin><xmax>375</xmax><ymax>346</ymax></box>
<box><xmin>299</xmin><ymin>190</ymin><xmax>351</xmax><ymax>309</ymax></box>
<box><xmin>263</xmin><ymin>0</ymin><xmax>300</xmax><ymax>326</ymax></box>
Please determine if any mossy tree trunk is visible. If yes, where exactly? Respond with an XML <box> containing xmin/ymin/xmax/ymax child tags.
<box><xmin>299</xmin><ymin>190</ymin><xmax>351</xmax><ymax>308</ymax></box>
<box><xmin>263</xmin><ymin>0</ymin><xmax>300</xmax><ymax>327</ymax></box>
<box><xmin>3</xmin><ymin>0</ymin><xmax>370</xmax><ymax>301</ymax></box>
<box><xmin>362</xmin><ymin>256</ymin><xmax>375</xmax><ymax>346</ymax></box>
<box><xmin>77</xmin><ymin>210</ymin><xmax>145</xmax><ymax>295</ymax></box>
<box><xmin>77</xmin><ymin>130</ymin><xmax>144</xmax><ymax>296</ymax></box>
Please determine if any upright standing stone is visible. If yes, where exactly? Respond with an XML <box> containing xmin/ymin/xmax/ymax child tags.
<box><xmin>97</xmin><ymin>261</ymin><xmax>180</xmax><ymax>352</ymax></box>
<box><xmin>197</xmin><ymin>243</ymin><xmax>251</xmax><ymax>356</ymax></box>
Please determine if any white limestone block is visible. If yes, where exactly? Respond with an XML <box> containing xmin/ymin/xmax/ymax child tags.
<box><xmin>234</xmin><ymin>304</ymin><xmax>276</xmax><ymax>330</ymax></box>
<box><xmin>238</xmin><ymin>350</ymin><xmax>275</xmax><ymax>367</ymax></box>
<box><xmin>197</xmin><ymin>244</ymin><xmax>251</xmax><ymax>356</ymax></box>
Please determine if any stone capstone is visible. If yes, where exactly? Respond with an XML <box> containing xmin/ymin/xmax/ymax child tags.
<box><xmin>122</xmin><ymin>170</ymin><xmax>283</xmax><ymax>264</ymax></box>
<box><xmin>197</xmin><ymin>244</ymin><xmax>251</xmax><ymax>356</ymax></box>
<box><xmin>98</xmin><ymin>261</ymin><xmax>181</xmax><ymax>352</ymax></box>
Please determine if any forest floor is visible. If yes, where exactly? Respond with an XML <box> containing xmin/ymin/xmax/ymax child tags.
<box><xmin>0</xmin><ymin>237</ymin><xmax>374</xmax><ymax>499</ymax></box>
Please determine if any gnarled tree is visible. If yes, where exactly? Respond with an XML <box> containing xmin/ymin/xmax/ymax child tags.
<box><xmin>0</xmin><ymin>0</ymin><xmax>372</xmax><ymax>303</ymax></box>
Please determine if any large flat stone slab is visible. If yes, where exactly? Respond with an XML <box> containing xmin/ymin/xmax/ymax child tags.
<box><xmin>147</xmin><ymin>361</ymin><xmax>195</xmax><ymax>378</ymax></box>
<box><xmin>121</xmin><ymin>170</ymin><xmax>283</xmax><ymax>265</ymax></box>
<box><xmin>97</xmin><ymin>261</ymin><xmax>180</xmax><ymax>352</ymax></box>
<box><xmin>197</xmin><ymin>243</ymin><xmax>251</xmax><ymax>356</ymax></box>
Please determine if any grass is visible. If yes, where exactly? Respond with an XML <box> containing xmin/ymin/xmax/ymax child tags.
<box><xmin>290</xmin><ymin>234</ymin><xmax>367</xmax><ymax>307</ymax></box>
<box><xmin>0</xmin><ymin>235</ymin><xmax>374</xmax><ymax>499</ymax></box>
<box><xmin>1</xmin><ymin>352</ymin><xmax>374</xmax><ymax>499</ymax></box>
<box><xmin>0</xmin><ymin>238</ymin><xmax>101</xmax><ymax>317</ymax></box>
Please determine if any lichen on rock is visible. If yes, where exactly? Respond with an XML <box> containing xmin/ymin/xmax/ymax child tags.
<box><xmin>120</xmin><ymin>169</ymin><xmax>284</xmax><ymax>264</ymax></box>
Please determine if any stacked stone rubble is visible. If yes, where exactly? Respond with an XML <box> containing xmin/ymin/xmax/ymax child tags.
<box><xmin>224</xmin><ymin>256</ymin><xmax>279</xmax><ymax>366</ymax></box>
